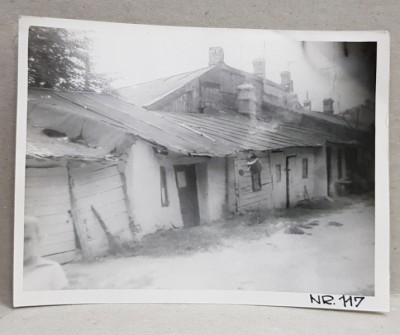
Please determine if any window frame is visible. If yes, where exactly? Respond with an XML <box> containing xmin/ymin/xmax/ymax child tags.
<box><xmin>160</xmin><ymin>166</ymin><xmax>169</xmax><ymax>207</ymax></box>
<box><xmin>302</xmin><ymin>158</ymin><xmax>308</xmax><ymax>179</ymax></box>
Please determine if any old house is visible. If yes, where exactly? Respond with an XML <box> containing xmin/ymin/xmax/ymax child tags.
<box><xmin>27</xmin><ymin>85</ymin><xmax>334</xmax><ymax>262</ymax></box>
<box><xmin>116</xmin><ymin>47</ymin><xmax>371</xmax><ymax>203</ymax></box>
<box><xmin>26</xmin><ymin>48</ymin><xmax>373</xmax><ymax>263</ymax></box>
<box><xmin>27</xmin><ymin>89</ymin><xmax>138</xmax><ymax>262</ymax></box>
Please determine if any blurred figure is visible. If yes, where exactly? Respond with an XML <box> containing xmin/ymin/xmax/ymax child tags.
<box><xmin>23</xmin><ymin>216</ymin><xmax>69</xmax><ymax>290</ymax></box>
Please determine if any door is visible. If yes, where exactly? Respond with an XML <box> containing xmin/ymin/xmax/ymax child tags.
<box><xmin>285</xmin><ymin>155</ymin><xmax>297</xmax><ymax>208</ymax></box>
<box><xmin>25</xmin><ymin>167</ymin><xmax>78</xmax><ymax>264</ymax></box>
<box><xmin>69</xmin><ymin>162</ymin><xmax>133</xmax><ymax>257</ymax></box>
<box><xmin>270</xmin><ymin>152</ymin><xmax>286</xmax><ymax>208</ymax></box>
<box><xmin>326</xmin><ymin>147</ymin><xmax>332</xmax><ymax>196</ymax></box>
<box><xmin>174</xmin><ymin>164</ymin><xmax>200</xmax><ymax>227</ymax></box>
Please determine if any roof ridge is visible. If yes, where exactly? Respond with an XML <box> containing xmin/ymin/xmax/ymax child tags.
<box><xmin>117</xmin><ymin>65</ymin><xmax>216</xmax><ymax>89</ymax></box>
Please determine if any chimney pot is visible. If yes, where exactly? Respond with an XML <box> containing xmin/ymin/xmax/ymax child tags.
<box><xmin>237</xmin><ymin>83</ymin><xmax>257</xmax><ymax>118</ymax></box>
<box><xmin>323</xmin><ymin>98</ymin><xmax>334</xmax><ymax>114</ymax></box>
<box><xmin>280</xmin><ymin>71</ymin><xmax>293</xmax><ymax>92</ymax></box>
<box><xmin>252</xmin><ymin>57</ymin><xmax>265</xmax><ymax>78</ymax></box>
<box><xmin>209</xmin><ymin>47</ymin><xmax>224</xmax><ymax>65</ymax></box>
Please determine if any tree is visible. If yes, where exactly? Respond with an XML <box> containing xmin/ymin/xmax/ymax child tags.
<box><xmin>28</xmin><ymin>26</ymin><xmax>111</xmax><ymax>92</ymax></box>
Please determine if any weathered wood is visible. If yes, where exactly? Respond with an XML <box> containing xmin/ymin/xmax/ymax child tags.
<box><xmin>72</xmin><ymin>175</ymin><xmax>124</xmax><ymax>199</ymax></box>
<box><xmin>91</xmin><ymin>205</ymin><xmax>125</xmax><ymax>255</ymax></box>
<box><xmin>26</xmin><ymin>203</ymin><xmax>68</xmax><ymax>217</ymax></box>
<box><xmin>81</xmin><ymin>212</ymin><xmax>130</xmax><ymax>233</ymax></box>
<box><xmin>25</xmin><ymin>166</ymin><xmax>77</xmax><ymax>263</ymax></box>
<box><xmin>41</xmin><ymin>230</ymin><xmax>76</xmax><ymax>246</ymax></box>
<box><xmin>233</xmin><ymin>157</ymin><xmax>240</xmax><ymax>210</ymax></box>
<box><xmin>25</xmin><ymin>194</ymin><xmax>71</xmax><ymax>207</ymax></box>
<box><xmin>69</xmin><ymin>162</ymin><xmax>112</xmax><ymax>175</ymax></box>
<box><xmin>70</xmin><ymin>167</ymin><xmax>120</xmax><ymax>187</ymax></box>
<box><xmin>75</xmin><ymin>187</ymin><xmax>126</xmax><ymax>211</ymax></box>
<box><xmin>67</xmin><ymin>165</ymin><xmax>91</xmax><ymax>259</ymax></box>
<box><xmin>26</xmin><ymin>167</ymin><xmax>68</xmax><ymax>177</ymax></box>
<box><xmin>40</xmin><ymin>222</ymin><xmax>75</xmax><ymax>235</ymax></box>
<box><xmin>41</xmin><ymin>240</ymin><xmax>77</xmax><ymax>257</ymax></box>
<box><xmin>240</xmin><ymin>196</ymin><xmax>271</xmax><ymax>207</ymax></box>
<box><xmin>25</xmin><ymin>175</ymin><xmax>69</xmax><ymax>187</ymax></box>
<box><xmin>77</xmin><ymin>199</ymin><xmax>127</xmax><ymax>216</ymax></box>
<box><xmin>25</xmin><ymin>184</ymin><xmax>70</xmax><ymax>197</ymax></box>
<box><xmin>34</xmin><ymin>212</ymin><xmax>71</xmax><ymax>225</ymax></box>
<box><xmin>45</xmin><ymin>250</ymin><xmax>78</xmax><ymax>264</ymax></box>
<box><xmin>69</xmin><ymin>163</ymin><xmax>133</xmax><ymax>257</ymax></box>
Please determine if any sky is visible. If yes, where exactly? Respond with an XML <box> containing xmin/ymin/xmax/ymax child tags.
<box><xmin>85</xmin><ymin>25</ymin><xmax>376</xmax><ymax>113</ymax></box>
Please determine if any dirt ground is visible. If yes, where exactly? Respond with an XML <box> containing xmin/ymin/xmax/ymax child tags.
<box><xmin>63</xmin><ymin>196</ymin><xmax>375</xmax><ymax>295</ymax></box>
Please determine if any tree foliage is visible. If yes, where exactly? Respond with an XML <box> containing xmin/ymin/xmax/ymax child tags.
<box><xmin>28</xmin><ymin>26</ymin><xmax>111</xmax><ymax>92</ymax></box>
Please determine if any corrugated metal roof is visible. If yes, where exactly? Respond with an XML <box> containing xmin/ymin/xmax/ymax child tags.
<box><xmin>26</xmin><ymin>125</ymin><xmax>113</xmax><ymax>161</ymax></box>
<box><xmin>28</xmin><ymin>88</ymin><xmax>328</xmax><ymax>157</ymax></box>
<box><xmin>300</xmin><ymin>109</ymin><xmax>370</xmax><ymax>131</ymax></box>
<box><xmin>116</xmin><ymin>66</ymin><xmax>216</xmax><ymax>107</ymax></box>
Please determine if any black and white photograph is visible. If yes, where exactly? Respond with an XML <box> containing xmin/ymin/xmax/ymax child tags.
<box><xmin>14</xmin><ymin>17</ymin><xmax>390</xmax><ymax>311</ymax></box>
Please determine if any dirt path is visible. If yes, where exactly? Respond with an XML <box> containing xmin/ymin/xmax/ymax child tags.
<box><xmin>64</xmin><ymin>201</ymin><xmax>374</xmax><ymax>295</ymax></box>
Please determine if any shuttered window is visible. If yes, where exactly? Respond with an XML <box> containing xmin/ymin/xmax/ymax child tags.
<box><xmin>302</xmin><ymin>158</ymin><xmax>308</xmax><ymax>179</ymax></box>
<box><xmin>160</xmin><ymin>166</ymin><xmax>169</xmax><ymax>206</ymax></box>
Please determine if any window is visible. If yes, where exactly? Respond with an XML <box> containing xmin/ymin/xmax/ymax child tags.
<box><xmin>160</xmin><ymin>166</ymin><xmax>169</xmax><ymax>206</ymax></box>
<box><xmin>275</xmin><ymin>164</ymin><xmax>282</xmax><ymax>183</ymax></box>
<box><xmin>337</xmin><ymin>149</ymin><xmax>343</xmax><ymax>179</ymax></box>
<box><xmin>302</xmin><ymin>158</ymin><xmax>308</xmax><ymax>179</ymax></box>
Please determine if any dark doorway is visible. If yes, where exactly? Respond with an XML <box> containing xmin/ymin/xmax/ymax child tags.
<box><xmin>174</xmin><ymin>164</ymin><xmax>200</xmax><ymax>227</ymax></box>
<box><xmin>285</xmin><ymin>155</ymin><xmax>296</xmax><ymax>208</ymax></box>
<box><xmin>326</xmin><ymin>146</ymin><xmax>332</xmax><ymax>196</ymax></box>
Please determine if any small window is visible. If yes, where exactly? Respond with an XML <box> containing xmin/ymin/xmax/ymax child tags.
<box><xmin>302</xmin><ymin>158</ymin><xmax>308</xmax><ymax>179</ymax></box>
<box><xmin>337</xmin><ymin>149</ymin><xmax>343</xmax><ymax>180</ymax></box>
<box><xmin>160</xmin><ymin>166</ymin><xmax>169</xmax><ymax>207</ymax></box>
<box><xmin>275</xmin><ymin>164</ymin><xmax>281</xmax><ymax>183</ymax></box>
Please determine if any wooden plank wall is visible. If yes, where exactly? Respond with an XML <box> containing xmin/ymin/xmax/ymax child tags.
<box><xmin>235</xmin><ymin>152</ymin><xmax>273</xmax><ymax>210</ymax></box>
<box><xmin>25</xmin><ymin>167</ymin><xmax>78</xmax><ymax>264</ymax></box>
<box><xmin>69</xmin><ymin>163</ymin><xmax>133</xmax><ymax>257</ymax></box>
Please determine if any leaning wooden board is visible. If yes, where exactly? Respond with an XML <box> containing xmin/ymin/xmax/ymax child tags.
<box><xmin>69</xmin><ymin>163</ymin><xmax>133</xmax><ymax>258</ymax></box>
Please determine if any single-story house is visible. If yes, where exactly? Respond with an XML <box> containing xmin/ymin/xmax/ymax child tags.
<box><xmin>26</xmin><ymin>85</ymin><xmax>357</xmax><ymax>262</ymax></box>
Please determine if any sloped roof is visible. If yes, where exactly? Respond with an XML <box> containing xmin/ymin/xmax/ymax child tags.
<box><xmin>28</xmin><ymin>88</ymin><xmax>328</xmax><ymax>157</ymax></box>
<box><xmin>299</xmin><ymin>109</ymin><xmax>370</xmax><ymax>131</ymax></box>
<box><xmin>26</xmin><ymin>125</ymin><xmax>112</xmax><ymax>161</ymax></box>
<box><xmin>116</xmin><ymin>66</ymin><xmax>215</xmax><ymax>107</ymax></box>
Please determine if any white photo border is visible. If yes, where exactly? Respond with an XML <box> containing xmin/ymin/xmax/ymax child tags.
<box><xmin>14</xmin><ymin>16</ymin><xmax>390</xmax><ymax>312</ymax></box>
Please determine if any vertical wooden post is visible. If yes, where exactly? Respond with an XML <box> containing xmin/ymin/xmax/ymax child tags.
<box><xmin>224</xmin><ymin>156</ymin><xmax>229</xmax><ymax>210</ymax></box>
<box><xmin>117</xmin><ymin>161</ymin><xmax>140</xmax><ymax>238</ymax></box>
<box><xmin>233</xmin><ymin>156</ymin><xmax>240</xmax><ymax>212</ymax></box>
<box><xmin>67</xmin><ymin>163</ymin><xmax>91</xmax><ymax>259</ymax></box>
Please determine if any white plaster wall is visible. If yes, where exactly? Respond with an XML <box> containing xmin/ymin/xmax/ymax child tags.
<box><xmin>313</xmin><ymin>146</ymin><xmax>329</xmax><ymax>197</ymax></box>
<box><xmin>206</xmin><ymin>158</ymin><xmax>226</xmax><ymax>221</ymax></box>
<box><xmin>285</xmin><ymin>147</ymin><xmax>316</xmax><ymax>206</ymax></box>
<box><xmin>196</xmin><ymin>162</ymin><xmax>210</xmax><ymax>224</ymax></box>
<box><xmin>125</xmin><ymin>141</ymin><xmax>183</xmax><ymax>236</ymax></box>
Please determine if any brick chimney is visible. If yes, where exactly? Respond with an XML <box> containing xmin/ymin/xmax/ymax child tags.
<box><xmin>209</xmin><ymin>47</ymin><xmax>224</xmax><ymax>65</ymax></box>
<box><xmin>237</xmin><ymin>83</ymin><xmax>257</xmax><ymax>118</ymax></box>
<box><xmin>280</xmin><ymin>71</ymin><xmax>293</xmax><ymax>92</ymax></box>
<box><xmin>323</xmin><ymin>98</ymin><xmax>334</xmax><ymax>114</ymax></box>
<box><xmin>252</xmin><ymin>57</ymin><xmax>265</xmax><ymax>78</ymax></box>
